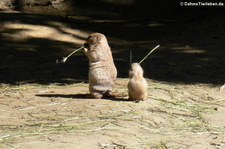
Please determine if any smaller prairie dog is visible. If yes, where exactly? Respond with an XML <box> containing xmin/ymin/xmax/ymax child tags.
<box><xmin>127</xmin><ymin>63</ymin><xmax>148</xmax><ymax>102</ymax></box>
<box><xmin>220</xmin><ymin>84</ymin><xmax>225</xmax><ymax>92</ymax></box>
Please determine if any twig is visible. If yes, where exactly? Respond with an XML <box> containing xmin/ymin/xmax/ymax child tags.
<box><xmin>19</xmin><ymin>102</ymin><xmax>63</xmax><ymax>110</ymax></box>
<box><xmin>99</xmin><ymin>143</ymin><xmax>117</xmax><ymax>148</ymax></box>
<box><xmin>139</xmin><ymin>45</ymin><xmax>160</xmax><ymax>64</ymax></box>
<box><xmin>56</xmin><ymin>46</ymin><xmax>84</xmax><ymax>63</ymax></box>
<box><xmin>130</xmin><ymin>49</ymin><xmax>132</xmax><ymax>65</ymax></box>
<box><xmin>0</xmin><ymin>135</ymin><xmax>10</xmax><ymax>140</ymax></box>
<box><xmin>64</xmin><ymin>117</ymin><xmax>79</xmax><ymax>122</ymax></box>
<box><xmin>38</xmin><ymin>124</ymin><xmax>44</xmax><ymax>132</ymax></box>
<box><xmin>112</xmin><ymin>142</ymin><xmax>126</xmax><ymax>148</ymax></box>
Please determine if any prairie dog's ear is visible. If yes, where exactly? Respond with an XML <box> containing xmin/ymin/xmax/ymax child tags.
<box><xmin>96</xmin><ymin>35</ymin><xmax>103</xmax><ymax>42</ymax></box>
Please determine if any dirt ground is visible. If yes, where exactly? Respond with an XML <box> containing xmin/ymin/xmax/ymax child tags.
<box><xmin>0</xmin><ymin>6</ymin><xmax>225</xmax><ymax>149</ymax></box>
<box><xmin>1</xmin><ymin>79</ymin><xmax>225</xmax><ymax>149</ymax></box>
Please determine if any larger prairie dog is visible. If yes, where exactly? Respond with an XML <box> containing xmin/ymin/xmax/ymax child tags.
<box><xmin>128</xmin><ymin>63</ymin><xmax>148</xmax><ymax>102</ymax></box>
<box><xmin>83</xmin><ymin>33</ymin><xmax>117</xmax><ymax>99</ymax></box>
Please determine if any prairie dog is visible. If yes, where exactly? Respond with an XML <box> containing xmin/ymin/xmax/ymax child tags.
<box><xmin>220</xmin><ymin>84</ymin><xmax>225</xmax><ymax>92</ymax></box>
<box><xmin>128</xmin><ymin>63</ymin><xmax>148</xmax><ymax>102</ymax></box>
<box><xmin>83</xmin><ymin>33</ymin><xmax>117</xmax><ymax>99</ymax></box>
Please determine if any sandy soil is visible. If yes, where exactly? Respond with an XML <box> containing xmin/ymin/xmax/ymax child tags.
<box><xmin>0</xmin><ymin>80</ymin><xmax>225</xmax><ymax>149</ymax></box>
<box><xmin>0</xmin><ymin>8</ymin><xmax>225</xmax><ymax>149</ymax></box>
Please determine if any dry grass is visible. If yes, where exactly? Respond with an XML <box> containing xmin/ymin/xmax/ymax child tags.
<box><xmin>1</xmin><ymin>79</ymin><xmax>225</xmax><ymax>148</ymax></box>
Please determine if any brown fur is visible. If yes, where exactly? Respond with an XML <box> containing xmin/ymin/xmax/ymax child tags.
<box><xmin>83</xmin><ymin>33</ymin><xmax>117</xmax><ymax>98</ymax></box>
<box><xmin>127</xmin><ymin>63</ymin><xmax>148</xmax><ymax>102</ymax></box>
<box><xmin>220</xmin><ymin>84</ymin><xmax>225</xmax><ymax>92</ymax></box>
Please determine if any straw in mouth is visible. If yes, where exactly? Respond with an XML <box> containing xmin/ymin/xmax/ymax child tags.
<box><xmin>138</xmin><ymin>45</ymin><xmax>160</xmax><ymax>64</ymax></box>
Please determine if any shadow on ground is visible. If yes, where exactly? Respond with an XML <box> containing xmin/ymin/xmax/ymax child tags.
<box><xmin>0</xmin><ymin>4</ymin><xmax>225</xmax><ymax>85</ymax></box>
<box><xmin>36</xmin><ymin>93</ymin><xmax>130</xmax><ymax>102</ymax></box>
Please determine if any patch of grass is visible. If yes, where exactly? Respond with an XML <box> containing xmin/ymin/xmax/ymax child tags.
<box><xmin>150</xmin><ymin>140</ymin><xmax>169</xmax><ymax>149</ymax></box>
<box><xmin>152</xmin><ymin>96</ymin><xmax>215</xmax><ymax>134</ymax></box>
<box><xmin>0</xmin><ymin>121</ymin><xmax>117</xmax><ymax>145</ymax></box>
<box><xmin>114</xmin><ymin>88</ymin><xmax>128</xmax><ymax>97</ymax></box>
<box><xmin>0</xmin><ymin>135</ymin><xmax>17</xmax><ymax>147</ymax></box>
<box><xmin>185</xmin><ymin>119</ymin><xmax>205</xmax><ymax>131</ymax></box>
<box><xmin>189</xmin><ymin>104</ymin><xmax>209</xmax><ymax>120</ymax></box>
<box><xmin>0</xmin><ymin>107</ymin><xmax>140</xmax><ymax>145</ymax></box>
<box><xmin>157</xmin><ymin>98</ymin><xmax>210</xmax><ymax>119</ymax></box>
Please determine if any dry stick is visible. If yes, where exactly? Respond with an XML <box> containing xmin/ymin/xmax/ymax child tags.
<box><xmin>130</xmin><ymin>49</ymin><xmax>132</xmax><ymax>65</ymax></box>
<box><xmin>19</xmin><ymin>102</ymin><xmax>63</xmax><ymax>111</ymax></box>
<box><xmin>56</xmin><ymin>46</ymin><xmax>84</xmax><ymax>63</ymax></box>
<box><xmin>138</xmin><ymin>45</ymin><xmax>160</xmax><ymax>64</ymax></box>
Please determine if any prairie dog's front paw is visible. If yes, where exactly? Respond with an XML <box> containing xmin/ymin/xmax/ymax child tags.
<box><xmin>84</xmin><ymin>48</ymin><xmax>88</xmax><ymax>53</ymax></box>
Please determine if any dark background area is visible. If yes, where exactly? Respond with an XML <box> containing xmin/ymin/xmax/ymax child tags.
<box><xmin>0</xmin><ymin>0</ymin><xmax>224</xmax><ymax>85</ymax></box>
